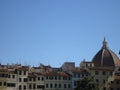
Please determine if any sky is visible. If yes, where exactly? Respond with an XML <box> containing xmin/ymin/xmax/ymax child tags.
<box><xmin>0</xmin><ymin>0</ymin><xmax>120</xmax><ymax>67</ymax></box>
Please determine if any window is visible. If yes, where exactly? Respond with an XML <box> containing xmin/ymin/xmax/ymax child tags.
<box><xmin>58</xmin><ymin>76</ymin><xmax>61</xmax><ymax>80</ymax></box>
<box><xmin>46</xmin><ymin>84</ymin><xmax>48</xmax><ymax>88</ymax></box>
<box><xmin>103</xmin><ymin>80</ymin><xmax>106</xmax><ymax>84</ymax></box>
<box><xmin>24</xmin><ymin>71</ymin><xmax>26</xmax><ymax>75</ymax></box>
<box><xmin>86</xmin><ymin>74</ymin><xmax>88</xmax><ymax>77</ymax></box>
<box><xmin>82</xmin><ymin>74</ymin><xmax>84</xmax><ymax>77</ymax></box>
<box><xmin>68</xmin><ymin>77</ymin><xmax>71</xmax><ymax>80</ymax></box>
<box><xmin>116</xmin><ymin>81</ymin><xmax>120</xmax><ymax>84</ymax></box>
<box><xmin>68</xmin><ymin>84</ymin><xmax>71</xmax><ymax>88</ymax></box>
<box><xmin>0</xmin><ymin>82</ymin><xmax>2</xmax><ymax>86</ymax></box>
<box><xmin>96</xmin><ymin>79</ymin><xmax>99</xmax><ymax>83</ymax></box>
<box><xmin>33</xmin><ymin>84</ymin><xmax>36</xmax><ymax>89</ymax></box>
<box><xmin>117</xmin><ymin>88</ymin><xmax>120</xmax><ymax>90</ymax></box>
<box><xmin>46</xmin><ymin>76</ymin><xmax>48</xmax><ymax>80</ymax></box>
<box><xmin>49</xmin><ymin>76</ymin><xmax>53</xmax><ymax>80</ymax></box>
<box><xmin>63</xmin><ymin>76</ymin><xmax>65</xmax><ymax>80</ymax></box>
<box><xmin>110</xmin><ymin>87</ymin><xmax>113</xmax><ymax>90</ymax></box>
<box><xmin>12</xmin><ymin>75</ymin><xmax>15</xmax><ymax>78</ymax></box>
<box><xmin>90</xmin><ymin>64</ymin><xmax>92</xmax><ymax>67</ymax></box>
<box><xmin>55</xmin><ymin>76</ymin><xmax>57</xmax><ymax>80</ymax></box>
<box><xmin>102</xmin><ymin>71</ymin><xmax>106</xmax><ymax>75</ymax></box>
<box><xmin>110</xmin><ymin>72</ymin><xmax>113</xmax><ymax>76</ymax></box>
<box><xmin>37</xmin><ymin>85</ymin><xmax>44</xmax><ymax>89</ymax></box>
<box><xmin>78</xmin><ymin>74</ymin><xmax>80</xmax><ymax>78</ymax></box>
<box><xmin>19</xmin><ymin>78</ymin><xmax>22</xmax><ymax>82</ymax></box>
<box><xmin>41</xmin><ymin>77</ymin><xmax>44</xmax><ymax>80</ymax></box>
<box><xmin>38</xmin><ymin>77</ymin><xmax>40</xmax><ymax>80</ymax></box>
<box><xmin>64</xmin><ymin>84</ymin><xmax>66</xmax><ymax>88</ymax></box>
<box><xmin>74</xmin><ymin>73</ymin><xmax>76</xmax><ymax>78</ymax></box>
<box><xmin>1</xmin><ymin>74</ymin><xmax>4</xmax><ymax>77</ymax></box>
<box><xmin>50</xmin><ymin>84</ymin><xmax>53</xmax><ymax>88</ymax></box>
<box><xmin>24</xmin><ymin>85</ymin><xmax>26</xmax><ymax>90</ymax></box>
<box><xmin>63</xmin><ymin>77</ymin><xmax>67</xmax><ymax>80</ymax></box>
<box><xmin>1</xmin><ymin>74</ymin><xmax>7</xmax><ymax>78</ymax></box>
<box><xmin>11</xmin><ymin>83</ymin><xmax>16</xmax><ymax>87</ymax></box>
<box><xmin>8</xmin><ymin>75</ymin><xmax>11</xmax><ymax>78</ymax></box>
<box><xmin>4</xmin><ymin>82</ymin><xmax>6</xmax><ymax>86</ymax></box>
<box><xmin>24</xmin><ymin>78</ymin><xmax>27</xmax><ymax>82</ymax></box>
<box><xmin>55</xmin><ymin>84</ymin><xmax>57</xmax><ymax>88</ymax></box>
<box><xmin>95</xmin><ymin>71</ymin><xmax>99</xmax><ymax>75</ymax></box>
<box><xmin>19</xmin><ymin>71</ymin><xmax>22</xmax><ymax>75</ymax></box>
<box><xmin>103</xmin><ymin>87</ymin><xmax>106</xmax><ymax>90</ymax></box>
<box><xmin>111</xmin><ymin>81</ymin><xmax>114</xmax><ymax>84</ymax></box>
<box><xmin>59</xmin><ymin>84</ymin><xmax>61</xmax><ymax>88</ymax></box>
<box><xmin>29</xmin><ymin>78</ymin><xmax>32</xmax><ymax>81</ymax></box>
<box><xmin>33</xmin><ymin>78</ymin><xmax>36</xmax><ymax>81</ymax></box>
<box><xmin>29</xmin><ymin>84</ymin><xmax>32</xmax><ymax>89</ymax></box>
<box><xmin>7</xmin><ymin>83</ymin><xmax>16</xmax><ymax>87</ymax></box>
<box><xmin>3</xmin><ymin>74</ymin><xmax>8</xmax><ymax>78</ymax></box>
<box><xmin>37</xmin><ymin>85</ymin><xmax>40</xmax><ymax>89</ymax></box>
<box><xmin>19</xmin><ymin>85</ymin><xmax>21</xmax><ymax>89</ymax></box>
<box><xmin>74</xmin><ymin>81</ymin><xmax>77</xmax><ymax>86</ymax></box>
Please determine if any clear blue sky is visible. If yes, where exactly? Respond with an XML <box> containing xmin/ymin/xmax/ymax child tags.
<box><xmin>0</xmin><ymin>0</ymin><xmax>120</xmax><ymax>67</ymax></box>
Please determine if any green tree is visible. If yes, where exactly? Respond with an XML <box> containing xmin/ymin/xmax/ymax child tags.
<box><xmin>75</xmin><ymin>77</ymin><xmax>99</xmax><ymax>90</ymax></box>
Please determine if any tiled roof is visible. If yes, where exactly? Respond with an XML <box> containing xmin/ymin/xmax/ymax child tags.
<box><xmin>8</xmin><ymin>71</ymin><xmax>16</xmax><ymax>74</ymax></box>
<box><xmin>35</xmin><ymin>72</ymin><xmax>43</xmax><ymax>75</ymax></box>
<box><xmin>43</xmin><ymin>71</ymin><xmax>71</xmax><ymax>77</ymax></box>
<box><xmin>92</xmin><ymin>38</ymin><xmax>120</xmax><ymax>67</ymax></box>
<box><xmin>28</xmin><ymin>73</ymin><xmax>37</xmax><ymax>78</ymax></box>
<box><xmin>71</xmin><ymin>69</ymin><xmax>89</xmax><ymax>74</ymax></box>
<box><xmin>115</xmin><ymin>76</ymin><xmax>120</xmax><ymax>80</ymax></box>
<box><xmin>0</xmin><ymin>69</ymin><xmax>8</xmax><ymax>72</ymax></box>
<box><xmin>89</xmin><ymin>67</ymin><xmax>114</xmax><ymax>71</ymax></box>
<box><xmin>17</xmin><ymin>66</ymin><xmax>29</xmax><ymax>71</ymax></box>
<box><xmin>32</xmin><ymin>67</ymin><xmax>40</xmax><ymax>69</ymax></box>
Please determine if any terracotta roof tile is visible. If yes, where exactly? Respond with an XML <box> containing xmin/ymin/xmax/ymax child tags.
<box><xmin>0</xmin><ymin>69</ymin><xmax>8</xmax><ymax>72</ymax></box>
<box><xmin>115</xmin><ymin>76</ymin><xmax>120</xmax><ymax>80</ymax></box>
<box><xmin>28</xmin><ymin>73</ymin><xmax>37</xmax><ymax>78</ymax></box>
<box><xmin>72</xmin><ymin>69</ymin><xmax>89</xmax><ymax>74</ymax></box>
<box><xmin>89</xmin><ymin>67</ymin><xmax>114</xmax><ymax>71</ymax></box>
<box><xmin>43</xmin><ymin>72</ymin><xmax>71</xmax><ymax>77</ymax></box>
<box><xmin>17</xmin><ymin>66</ymin><xmax>29</xmax><ymax>71</ymax></box>
<box><xmin>92</xmin><ymin>39</ymin><xmax>120</xmax><ymax>67</ymax></box>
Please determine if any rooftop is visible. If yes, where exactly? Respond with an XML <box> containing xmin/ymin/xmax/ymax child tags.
<box><xmin>92</xmin><ymin>38</ymin><xmax>120</xmax><ymax>67</ymax></box>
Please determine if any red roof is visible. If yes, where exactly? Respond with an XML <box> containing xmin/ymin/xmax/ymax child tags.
<box><xmin>0</xmin><ymin>69</ymin><xmax>8</xmax><ymax>72</ymax></box>
<box><xmin>89</xmin><ymin>67</ymin><xmax>114</xmax><ymax>71</ymax></box>
<box><xmin>72</xmin><ymin>69</ymin><xmax>89</xmax><ymax>74</ymax></box>
<box><xmin>28</xmin><ymin>73</ymin><xmax>37</xmax><ymax>78</ymax></box>
<box><xmin>115</xmin><ymin>76</ymin><xmax>120</xmax><ymax>80</ymax></box>
<box><xmin>92</xmin><ymin>39</ymin><xmax>120</xmax><ymax>67</ymax></box>
<box><xmin>43</xmin><ymin>72</ymin><xmax>71</xmax><ymax>77</ymax></box>
<box><xmin>17</xmin><ymin>66</ymin><xmax>29</xmax><ymax>71</ymax></box>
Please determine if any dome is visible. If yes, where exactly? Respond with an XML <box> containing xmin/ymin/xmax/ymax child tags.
<box><xmin>92</xmin><ymin>38</ymin><xmax>120</xmax><ymax>67</ymax></box>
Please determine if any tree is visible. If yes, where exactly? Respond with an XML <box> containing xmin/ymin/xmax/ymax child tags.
<box><xmin>75</xmin><ymin>77</ymin><xmax>99</xmax><ymax>90</ymax></box>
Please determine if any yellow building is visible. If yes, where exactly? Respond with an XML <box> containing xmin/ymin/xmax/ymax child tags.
<box><xmin>0</xmin><ymin>69</ymin><xmax>8</xmax><ymax>90</ymax></box>
<box><xmin>44</xmin><ymin>71</ymin><xmax>72</xmax><ymax>90</ymax></box>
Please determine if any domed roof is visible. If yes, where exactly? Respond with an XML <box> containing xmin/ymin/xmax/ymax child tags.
<box><xmin>92</xmin><ymin>38</ymin><xmax>120</xmax><ymax>67</ymax></box>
